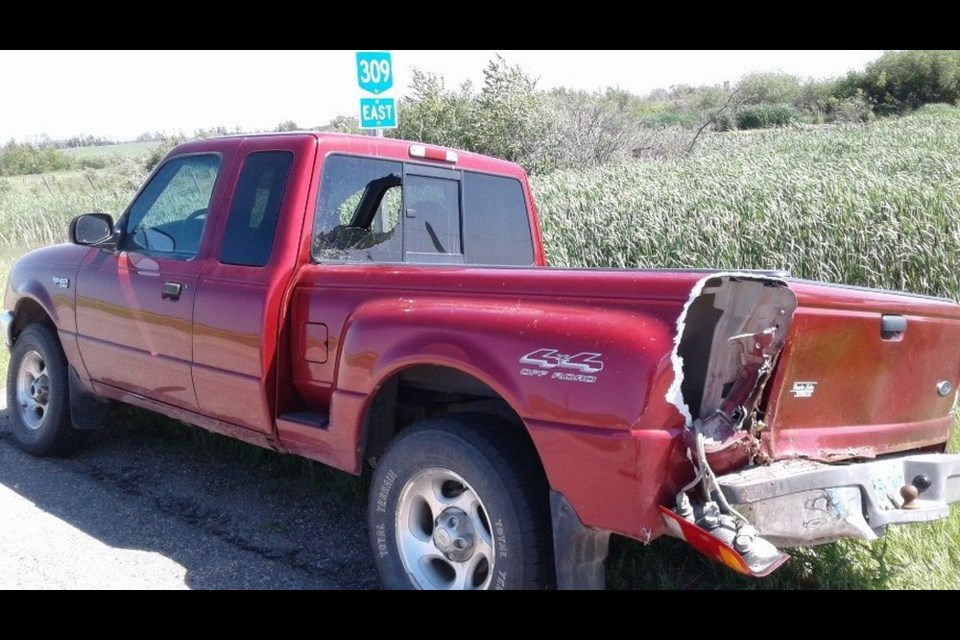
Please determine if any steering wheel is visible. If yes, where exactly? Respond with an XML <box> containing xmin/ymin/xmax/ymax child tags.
<box><xmin>186</xmin><ymin>208</ymin><xmax>208</xmax><ymax>223</ymax></box>
<box><xmin>131</xmin><ymin>224</ymin><xmax>176</xmax><ymax>252</ymax></box>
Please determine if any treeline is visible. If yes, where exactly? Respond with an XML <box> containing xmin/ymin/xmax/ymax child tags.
<box><xmin>365</xmin><ymin>50</ymin><xmax>960</xmax><ymax>173</ymax></box>
<box><xmin>0</xmin><ymin>139</ymin><xmax>125</xmax><ymax>176</ymax></box>
<box><xmin>19</xmin><ymin>133</ymin><xmax>117</xmax><ymax>149</ymax></box>
<box><xmin>6</xmin><ymin>51</ymin><xmax>960</xmax><ymax>177</ymax></box>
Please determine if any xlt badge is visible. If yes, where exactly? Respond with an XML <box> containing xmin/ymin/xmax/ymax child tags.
<box><xmin>790</xmin><ymin>381</ymin><xmax>817</xmax><ymax>398</ymax></box>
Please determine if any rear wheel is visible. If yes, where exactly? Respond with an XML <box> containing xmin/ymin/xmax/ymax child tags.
<box><xmin>7</xmin><ymin>324</ymin><xmax>86</xmax><ymax>456</ymax></box>
<box><xmin>369</xmin><ymin>413</ymin><xmax>553</xmax><ymax>590</ymax></box>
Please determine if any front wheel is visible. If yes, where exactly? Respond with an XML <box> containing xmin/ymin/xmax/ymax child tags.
<box><xmin>6</xmin><ymin>324</ymin><xmax>85</xmax><ymax>456</ymax></box>
<box><xmin>368</xmin><ymin>414</ymin><xmax>553</xmax><ymax>590</ymax></box>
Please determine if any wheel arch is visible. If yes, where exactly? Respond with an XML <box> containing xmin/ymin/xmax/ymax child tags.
<box><xmin>359</xmin><ymin>361</ymin><xmax>544</xmax><ymax>476</ymax></box>
<box><xmin>10</xmin><ymin>295</ymin><xmax>56</xmax><ymax>343</ymax></box>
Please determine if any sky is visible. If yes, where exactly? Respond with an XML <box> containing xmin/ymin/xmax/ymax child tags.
<box><xmin>0</xmin><ymin>50</ymin><xmax>883</xmax><ymax>142</ymax></box>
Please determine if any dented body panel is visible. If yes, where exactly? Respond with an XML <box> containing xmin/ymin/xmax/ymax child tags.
<box><xmin>765</xmin><ymin>280</ymin><xmax>960</xmax><ymax>461</ymax></box>
<box><xmin>6</xmin><ymin>132</ymin><xmax>960</xmax><ymax>583</ymax></box>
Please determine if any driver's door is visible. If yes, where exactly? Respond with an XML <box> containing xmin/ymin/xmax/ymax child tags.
<box><xmin>75</xmin><ymin>154</ymin><xmax>221</xmax><ymax>410</ymax></box>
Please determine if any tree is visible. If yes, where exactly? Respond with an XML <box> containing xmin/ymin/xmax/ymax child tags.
<box><xmin>318</xmin><ymin>115</ymin><xmax>362</xmax><ymax>134</ymax></box>
<box><xmin>551</xmin><ymin>88</ymin><xmax>644</xmax><ymax>166</ymax></box>
<box><xmin>393</xmin><ymin>57</ymin><xmax>561</xmax><ymax>173</ymax></box>
<box><xmin>393</xmin><ymin>69</ymin><xmax>476</xmax><ymax>149</ymax></box>
<box><xmin>846</xmin><ymin>50</ymin><xmax>960</xmax><ymax>115</ymax></box>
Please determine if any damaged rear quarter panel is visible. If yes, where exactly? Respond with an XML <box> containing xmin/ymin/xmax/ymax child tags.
<box><xmin>665</xmin><ymin>272</ymin><xmax>797</xmax><ymax>473</ymax></box>
<box><xmin>527</xmin><ymin>270</ymin><xmax>800</xmax><ymax>540</ymax></box>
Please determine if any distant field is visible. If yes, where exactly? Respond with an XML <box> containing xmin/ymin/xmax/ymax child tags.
<box><xmin>61</xmin><ymin>140</ymin><xmax>160</xmax><ymax>161</ymax></box>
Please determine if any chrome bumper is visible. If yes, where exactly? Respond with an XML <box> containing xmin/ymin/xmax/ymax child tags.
<box><xmin>1</xmin><ymin>310</ymin><xmax>13</xmax><ymax>347</ymax></box>
<box><xmin>718</xmin><ymin>453</ymin><xmax>960</xmax><ymax>547</ymax></box>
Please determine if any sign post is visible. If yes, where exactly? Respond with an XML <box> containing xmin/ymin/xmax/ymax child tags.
<box><xmin>356</xmin><ymin>51</ymin><xmax>398</xmax><ymax>136</ymax></box>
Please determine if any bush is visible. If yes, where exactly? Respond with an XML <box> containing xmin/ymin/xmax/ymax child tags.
<box><xmin>712</xmin><ymin>111</ymin><xmax>736</xmax><ymax>132</ymax></box>
<box><xmin>830</xmin><ymin>94</ymin><xmax>874</xmax><ymax>123</ymax></box>
<box><xmin>144</xmin><ymin>134</ymin><xmax>186</xmax><ymax>171</ymax></box>
<box><xmin>76</xmin><ymin>156</ymin><xmax>110</xmax><ymax>170</ymax></box>
<box><xmin>551</xmin><ymin>88</ymin><xmax>647</xmax><ymax>166</ymax></box>
<box><xmin>850</xmin><ymin>50</ymin><xmax>960</xmax><ymax>115</ymax></box>
<box><xmin>735</xmin><ymin>103</ymin><xmax>799</xmax><ymax>130</ymax></box>
<box><xmin>0</xmin><ymin>141</ymin><xmax>73</xmax><ymax>176</ymax></box>
<box><xmin>737</xmin><ymin>72</ymin><xmax>804</xmax><ymax>106</ymax></box>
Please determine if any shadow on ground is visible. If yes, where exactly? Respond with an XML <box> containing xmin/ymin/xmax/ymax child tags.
<box><xmin>0</xmin><ymin>406</ymin><xmax>379</xmax><ymax>589</ymax></box>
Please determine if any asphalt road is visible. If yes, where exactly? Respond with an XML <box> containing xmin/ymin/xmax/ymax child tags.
<box><xmin>0</xmin><ymin>398</ymin><xmax>379</xmax><ymax>590</ymax></box>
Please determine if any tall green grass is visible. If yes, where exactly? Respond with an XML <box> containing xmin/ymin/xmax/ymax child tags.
<box><xmin>536</xmin><ymin>104</ymin><xmax>960</xmax><ymax>300</ymax></box>
<box><xmin>0</xmin><ymin>160</ymin><xmax>145</xmax><ymax>249</ymax></box>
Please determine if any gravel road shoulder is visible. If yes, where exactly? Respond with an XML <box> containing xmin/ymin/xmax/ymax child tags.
<box><xmin>0</xmin><ymin>400</ymin><xmax>379</xmax><ymax>589</ymax></box>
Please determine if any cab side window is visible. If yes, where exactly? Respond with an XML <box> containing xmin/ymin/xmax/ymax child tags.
<box><xmin>313</xmin><ymin>155</ymin><xmax>403</xmax><ymax>262</ymax></box>
<box><xmin>123</xmin><ymin>154</ymin><xmax>221</xmax><ymax>258</ymax></box>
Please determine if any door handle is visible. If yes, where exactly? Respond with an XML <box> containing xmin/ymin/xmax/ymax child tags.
<box><xmin>881</xmin><ymin>314</ymin><xmax>907</xmax><ymax>340</ymax></box>
<box><xmin>162</xmin><ymin>281</ymin><xmax>184</xmax><ymax>301</ymax></box>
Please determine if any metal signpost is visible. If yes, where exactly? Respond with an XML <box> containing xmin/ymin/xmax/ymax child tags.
<box><xmin>356</xmin><ymin>51</ymin><xmax>398</xmax><ymax>136</ymax></box>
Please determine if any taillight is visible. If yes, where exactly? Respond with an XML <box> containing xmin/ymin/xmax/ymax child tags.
<box><xmin>409</xmin><ymin>144</ymin><xmax>458</xmax><ymax>163</ymax></box>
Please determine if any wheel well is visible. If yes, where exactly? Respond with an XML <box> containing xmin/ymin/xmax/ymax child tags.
<box><xmin>11</xmin><ymin>298</ymin><xmax>54</xmax><ymax>342</ymax></box>
<box><xmin>361</xmin><ymin>365</ymin><xmax>541</xmax><ymax>468</ymax></box>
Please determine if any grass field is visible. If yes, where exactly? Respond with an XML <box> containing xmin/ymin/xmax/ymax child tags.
<box><xmin>60</xmin><ymin>141</ymin><xmax>160</xmax><ymax>161</ymax></box>
<box><xmin>537</xmin><ymin>104</ymin><xmax>960</xmax><ymax>301</ymax></box>
<box><xmin>2</xmin><ymin>110</ymin><xmax>960</xmax><ymax>588</ymax></box>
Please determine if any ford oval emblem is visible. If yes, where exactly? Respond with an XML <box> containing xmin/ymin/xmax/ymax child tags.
<box><xmin>937</xmin><ymin>381</ymin><xmax>952</xmax><ymax>397</ymax></box>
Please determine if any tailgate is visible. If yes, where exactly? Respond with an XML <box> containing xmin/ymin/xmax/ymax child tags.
<box><xmin>763</xmin><ymin>281</ymin><xmax>960</xmax><ymax>461</ymax></box>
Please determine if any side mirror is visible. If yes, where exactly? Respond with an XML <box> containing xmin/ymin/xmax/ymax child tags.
<box><xmin>69</xmin><ymin>213</ymin><xmax>117</xmax><ymax>249</ymax></box>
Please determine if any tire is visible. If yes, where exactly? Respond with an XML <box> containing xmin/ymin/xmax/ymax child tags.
<box><xmin>369</xmin><ymin>413</ymin><xmax>553</xmax><ymax>590</ymax></box>
<box><xmin>6</xmin><ymin>323</ymin><xmax>86</xmax><ymax>456</ymax></box>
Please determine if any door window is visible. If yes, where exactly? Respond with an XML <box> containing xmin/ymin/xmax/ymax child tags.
<box><xmin>123</xmin><ymin>154</ymin><xmax>221</xmax><ymax>258</ymax></box>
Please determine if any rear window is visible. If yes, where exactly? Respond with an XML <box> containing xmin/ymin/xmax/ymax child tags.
<box><xmin>404</xmin><ymin>174</ymin><xmax>462</xmax><ymax>260</ymax></box>
<box><xmin>313</xmin><ymin>154</ymin><xmax>534</xmax><ymax>266</ymax></box>
<box><xmin>463</xmin><ymin>172</ymin><xmax>533</xmax><ymax>265</ymax></box>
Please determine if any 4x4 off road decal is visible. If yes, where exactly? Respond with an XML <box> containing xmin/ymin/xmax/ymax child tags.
<box><xmin>519</xmin><ymin>348</ymin><xmax>604</xmax><ymax>383</ymax></box>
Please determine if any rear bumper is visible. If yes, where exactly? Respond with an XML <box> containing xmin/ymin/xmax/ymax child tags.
<box><xmin>718</xmin><ymin>453</ymin><xmax>960</xmax><ymax>546</ymax></box>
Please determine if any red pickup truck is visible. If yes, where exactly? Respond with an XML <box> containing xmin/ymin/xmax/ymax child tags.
<box><xmin>4</xmin><ymin>133</ymin><xmax>960</xmax><ymax>589</ymax></box>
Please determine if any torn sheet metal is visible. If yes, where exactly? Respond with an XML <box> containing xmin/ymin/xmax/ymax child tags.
<box><xmin>665</xmin><ymin>272</ymin><xmax>797</xmax><ymax>475</ymax></box>
<box><xmin>665</xmin><ymin>271</ymin><xmax>794</xmax><ymax>428</ymax></box>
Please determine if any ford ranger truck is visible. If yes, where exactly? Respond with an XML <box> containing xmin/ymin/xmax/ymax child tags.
<box><xmin>3</xmin><ymin>133</ymin><xmax>960</xmax><ymax>589</ymax></box>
